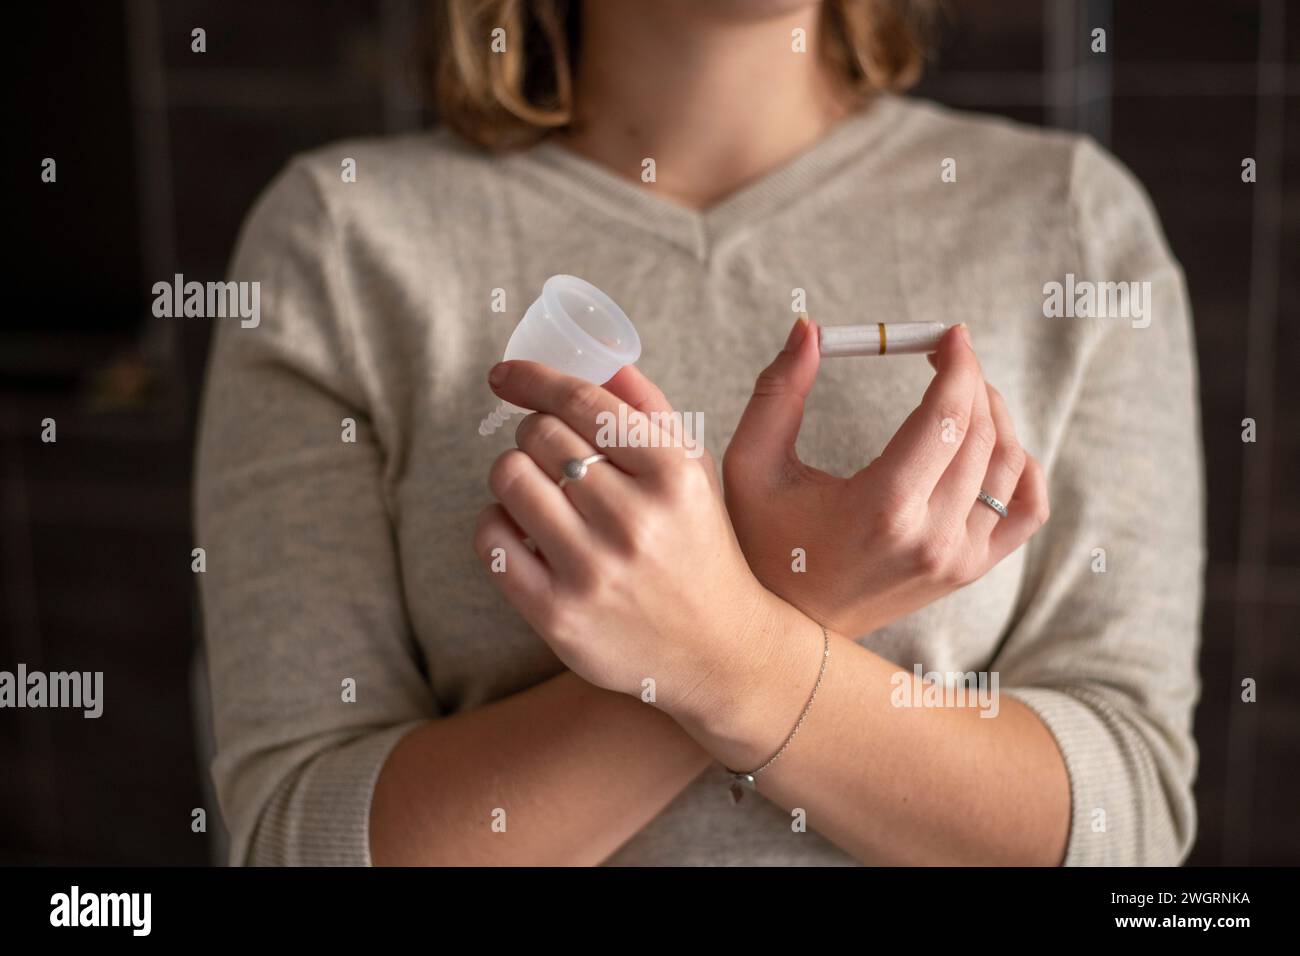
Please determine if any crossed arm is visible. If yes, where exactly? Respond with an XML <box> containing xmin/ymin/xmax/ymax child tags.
<box><xmin>372</xmin><ymin>323</ymin><xmax>1069</xmax><ymax>866</ymax></box>
<box><xmin>370</xmin><ymin>630</ymin><xmax>1070</xmax><ymax>867</ymax></box>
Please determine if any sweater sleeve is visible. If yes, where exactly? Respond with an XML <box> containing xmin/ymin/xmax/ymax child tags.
<box><xmin>194</xmin><ymin>159</ymin><xmax>436</xmax><ymax>866</ymax></box>
<box><xmin>993</xmin><ymin>137</ymin><xmax>1205</xmax><ymax>865</ymax></box>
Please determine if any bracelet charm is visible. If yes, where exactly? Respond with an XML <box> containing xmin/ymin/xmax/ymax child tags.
<box><xmin>728</xmin><ymin>772</ymin><xmax>757</xmax><ymax>805</ymax></box>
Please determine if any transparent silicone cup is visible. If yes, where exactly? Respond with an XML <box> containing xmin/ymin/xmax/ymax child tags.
<box><xmin>505</xmin><ymin>275</ymin><xmax>641</xmax><ymax>374</ymax></box>
<box><xmin>479</xmin><ymin>275</ymin><xmax>642</xmax><ymax>436</ymax></box>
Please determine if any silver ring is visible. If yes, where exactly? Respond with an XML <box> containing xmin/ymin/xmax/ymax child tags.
<box><xmin>977</xmin><ymin>490</ymin><xmax>1008</xmax><ymax>519</ymax></box>
<box><xmin>557</xmin><ymin>454</ymin><xmax>608</xmax><ymax>489</ymax></box>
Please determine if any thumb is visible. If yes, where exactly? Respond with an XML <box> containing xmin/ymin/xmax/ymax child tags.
<box><xmin>728</xmin><ymin>315</ymin><xmax>820</xmax><ymax>479</ymax></box>
<box><xmin>603</xmin><ymin>364</ymin><xmax>675</xmax><ymax>416</ymax></box>
<box><xmin>605</xmin><ymin>363</ymin><xmax>723</xmax><ymax>492</ymax></box>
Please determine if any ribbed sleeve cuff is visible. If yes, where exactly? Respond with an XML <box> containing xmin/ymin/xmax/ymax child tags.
<box><xmin>243</xmin><ymin>720</ymin><xmax>425</xmax><ymax>867</ymax></box>
<box><xmin>1002</xmin><ymin>686</ymin><xmax>1125</xmax><ymax>867</ymax></box>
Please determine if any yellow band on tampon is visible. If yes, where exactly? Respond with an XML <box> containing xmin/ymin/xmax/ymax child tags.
<box><xmin>878</xmin><ymin>322</ymin><xmax>887</xmax><ymax>355</ymax></box>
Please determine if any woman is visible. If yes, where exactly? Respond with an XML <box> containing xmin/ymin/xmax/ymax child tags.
<box><xmin>196</xmin><ymin>0</ymin><xmax>1204</xmax><ymax>866</ymax></box>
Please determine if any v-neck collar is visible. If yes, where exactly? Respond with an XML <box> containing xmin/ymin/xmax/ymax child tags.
<box><xmin>506</xmin><ymin>93</ymin><xmax>904</xmax><ymax>262</ymax></box>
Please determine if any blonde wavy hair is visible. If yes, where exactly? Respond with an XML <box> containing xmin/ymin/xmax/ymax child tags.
<box><xmin>427</xmin><ymin>1</ymin><xmax>939</xmax><ymax>151</ymax></box>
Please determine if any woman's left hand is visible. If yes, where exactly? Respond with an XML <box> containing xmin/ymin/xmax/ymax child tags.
<box><xmin>473</xmin><ymin>359</ymin><xmax>811</xmax><ymax>743</ymax></box>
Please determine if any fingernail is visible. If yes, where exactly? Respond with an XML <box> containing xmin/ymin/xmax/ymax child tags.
<box><xmin>489</xmin><ymin>362</ymin><xmax>510</xmax><ymax>388</ymax></box>
<box><xmin>783</xmin><ymin>316</ymin><xmax>809</xmax><ymax>352</ymax></box>
<box><xmin>957</xmin><ymin>323</ymin><xmax>972</xmax><ymax>347</ymax></box>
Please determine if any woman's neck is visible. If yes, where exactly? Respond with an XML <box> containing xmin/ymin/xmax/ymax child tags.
<box><xmin>559</xmin><ymin>0</ymin><xmax>857</xmax><ymax>209</ymax></box>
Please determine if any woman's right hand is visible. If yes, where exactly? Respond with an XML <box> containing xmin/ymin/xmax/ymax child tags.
<box><xmin>722</xmin><ymin>319</ymin><xmax>1050</xmax><ymax>639</ymax></box>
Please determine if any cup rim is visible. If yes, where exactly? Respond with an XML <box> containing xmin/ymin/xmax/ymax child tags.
<box><xmin>540</xmin><ymin>275</ymin><xmax>641</xmax><ymax>364</ymax></box>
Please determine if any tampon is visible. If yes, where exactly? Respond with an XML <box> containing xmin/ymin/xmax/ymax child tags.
<box><xmin>818</xmin><ymin>322</ymin><xmax>947</xmax><ymax>357</ymax></box>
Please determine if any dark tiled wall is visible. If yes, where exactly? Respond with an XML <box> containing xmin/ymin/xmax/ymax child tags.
<box><xmin>1</xmin><ymin>0</ymin><xmax>1295</xmax><ymax>865</ymax></box>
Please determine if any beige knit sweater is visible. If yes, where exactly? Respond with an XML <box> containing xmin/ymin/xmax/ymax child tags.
<box><xmin>195</xmin><ymin>94</ymin><xmax>1204</xmax><ymax>866</ymax></box>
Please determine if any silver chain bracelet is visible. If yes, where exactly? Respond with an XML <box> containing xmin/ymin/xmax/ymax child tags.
<box><xmin>725</xmin><ymin>622</ymin><xmax>831</xmax><ymax>804</ymax></box>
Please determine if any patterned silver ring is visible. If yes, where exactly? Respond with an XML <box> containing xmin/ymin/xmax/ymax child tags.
<box><xmin>557</xmin><ymin>454</ymin><xmax>608</xmax><ymax>489</ymax></box>
<box><xmin>977</xmin><ymin>489</ymin><xmax>1009</xmax><ymax>519</ymax></box>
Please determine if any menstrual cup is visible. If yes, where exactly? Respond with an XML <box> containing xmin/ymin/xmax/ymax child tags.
<box><xmin>479</xmin><ymin>275</ymin><xmax>642</xmax><ymax>436</ymax></box>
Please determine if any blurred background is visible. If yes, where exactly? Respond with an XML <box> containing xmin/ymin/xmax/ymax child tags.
<box><xmin>3</xmin><ymin>0</ymin><xmax>1296</xmax><ymax>865</ymax></box>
